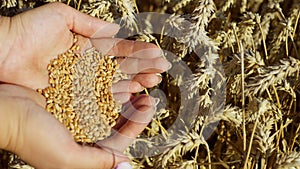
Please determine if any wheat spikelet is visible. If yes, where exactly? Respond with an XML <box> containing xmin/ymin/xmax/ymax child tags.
<box><xmin>247</xmin><ymin>0</ymin><xmax>264</xmax><ymax>12</ymax></box>
<box><xmin>225</xmin><ymin>50</ymin><xmax>263</xmax><ymax>100</ymax></box>
<box><xmin>276</xmin><ymin>151</ymin><xmax>300</xmax><ymax>169</ymax></box>
<box><xmin>220</xmin><ymin>0</ymin><xmax>235</xmax><ymax>12</ymax></box>
<box><xmin>254</xmin><ymin>115</ymin><xmax>276</xmax><ymax>157</ymax></box>
<box><xmin>81</xmin><ymin>1</ymin><xmax>113</xmax><ymax>22</ymax></box>
<box><xmin>178</xmin><ymin>0</ymin><xmax>216</xmax><ymax>52</ymax></box>
<box><xmin>269</xmin><ymin>3</ymin><xmax>299</xmax><ymax>61</ymax></box>
<box><xmin>172</xmin><ymin>0</ymin><xmax>193</xmax><ymax>12</ymax></box>
<box><xmin>238</xmin><ymin>12</ymin><xmax>256</xmax><ymax>49</ymax></box>
<box><xmin>114</xmin><ymin>0</ymin><xmax>137</xmax><ymax>30</ymax></box>
<box><xmin>1</xmin><ymin>0</ymin><xmax>17</xmax><ymax>8</ymax></box>
<box><xmin>220</xmin><ymin>105</ymin><xmax>243</xmax><ymax>127</ymax></box>
<box><xmin>246</xmin><ymin>57</ymin><xmax>300</xmax><ymax>96</ymax></box>
<box><xmin>253</xmin><ymin>12</ymin><xmax>276</xmax><ymax>47</ymax></box>
<box><xmin>240</xmin><ymin>0</ymin><xmax>247</xmax><ymax>13</ymax></box>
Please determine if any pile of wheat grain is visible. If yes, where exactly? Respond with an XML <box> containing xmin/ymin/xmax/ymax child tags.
<box><xmin>38</xmin><ymin>36</ymin><xmax>121</xmax><ymax>143</ymax></box>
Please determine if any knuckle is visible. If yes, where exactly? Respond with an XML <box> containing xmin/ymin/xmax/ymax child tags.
<box><xmin>137</xmin><ymin>95</ymin><xmax>155</xmax><ymax>106</ymax></box>
<box><xmin>130</xmin><ymin>81</ymin><xmax>142</xmax><ymax>92</ymax></box>
<box><xmin>50</xmin><ymin>2</ymin><xmax>66</xmax><ymax>8</ymax></box>
<box><xmin>145</xmin><ymin>75</ymin><xmax>159</xmax><ymax>87</ymax></box>
<box><xmin>147</xmin><ymin>43</ymin><xmax>159</xmax><ymax>49</ymax></box>
<box><xmin>153</xmin><ymin>57</ymin><xmax>164</xmax><ymax>69</ymax></box>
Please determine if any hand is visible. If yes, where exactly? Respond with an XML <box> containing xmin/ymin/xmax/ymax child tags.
<box><xmin>0</xmin><ymin>2</ymin><xmax>171</xmax><ymax>101</ymax></box>
<box><xmin>0</xmin><ymin>84</ymin><xmax>156</xmax><ymax>169</ymax></box>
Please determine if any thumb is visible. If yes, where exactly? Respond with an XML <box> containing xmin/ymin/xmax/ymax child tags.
<box><xmin>51</xmin><ymin>2</ymin><xmax>120</xmax><ymax>38</ymax></box>
<box><xmin>0</xmin><ymin>84</ymin><xmax>130</xmax><ymax>169</ymax></box>
<box><xmin>65</xmin><ymin>145</ymin><xmax>129</xmax><ymax>169</ymax></box>
<box><xmin>2</xmin><ymin>91</ymin><xmax>128</xmax><ymax>169</ymax></box>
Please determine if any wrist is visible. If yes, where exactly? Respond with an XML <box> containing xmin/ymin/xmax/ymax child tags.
<box><xmin>0</xmin><ymin>16</ymin><xmax>13</xmax><ymax>72</ymax></box>
<box><xmin>0</xmin><ymin>98</ymin><xmax>14</xmax><ymax>150</ymax></box>
<box><xmin>0</xmin><ymin>97</ymin><xmax>23</xmax><ymax>152</ymax></box>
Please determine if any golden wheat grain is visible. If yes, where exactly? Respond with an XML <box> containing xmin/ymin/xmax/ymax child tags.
<box><xmin>38</xmin><ymin>37</ymin><xmax>121</xmax><ymax>143</ymax></box>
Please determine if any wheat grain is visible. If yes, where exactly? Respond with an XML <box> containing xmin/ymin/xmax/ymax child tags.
<box><xmin>38</xmin><ymin>36</ymin><xmax>121</xmax><ymax>143</ymax></box>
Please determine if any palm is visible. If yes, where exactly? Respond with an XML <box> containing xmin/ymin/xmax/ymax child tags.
<box><xmin>0</xmin><ymin>3</ymin><xmax>170</xmax><ymax>102</ymax></box>
<box><xmin>3</xmin><ymin>6</ymin><xmax>73</xmax><ymax>89</ymax></box>
<box><xmin>0</xmin><ymin>2</ymin><xmax>170</xmax><ymax>168</ymax></box>
<box><xmin>0</xmin><ymin>84</ymin><xmax>155</xmax><ymax>168</ymax></box>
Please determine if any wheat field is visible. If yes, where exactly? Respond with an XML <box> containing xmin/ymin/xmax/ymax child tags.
<box><xmin>0</xmin><ymin>0</ymin><xmax>300</xmax><ymax>169</ymax></box>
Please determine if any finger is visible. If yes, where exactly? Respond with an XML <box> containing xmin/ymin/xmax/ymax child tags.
<box><xmin>119</xmin><ymin>57</ymin><xmax>171</xmax><ymax>74</ymax></box>
<box><xmin>114</xmin><ymin>95</ymin><xmax>158</xmax><ymax>130</ymax></box>
<box><xmin>98</xmin><ymin>95</ymin><xmax>157</xmax><ymax>151</ymax></box>
<box><xmin>120</xmin><ymin>94</ymin><xmax>157</xmax><ymax>117</ymax></box>
<box><xmin>131</xmin><ymin>74</ymin><xmax>162</xmax><ymax>88</ymax></box>
<box><xmin>114</xmin><ymin>73</ymin><xmax>162</xmax><ymax>88</ymax></box>
<box><xmin>113</xmin><ymin>93</ymin><xmax>131</xmax><ymax>104</ymax></box>
<box><xmin>128</xmin><ymin>94</ymin><xmax>158</xmax><ymax>108</ymax></box>
<box><xmin>120</xmin><ymin>96</ymin><xmax>158</xmax><ymax>123</ymax></box>
<box><xmin>75</xmin><ymin>35</ymin><xmax>93</xmax><ymax>53</ymax></box>
<box><xmin>97</xmin><ymin>105</ymin><xmax>156</xmax><ymax>152</ymax></box>
<box><xmin>113</xmin><ymin>115</ymin><xmax>128</xmax><ymax>131</ymax></box>
<box><xmin>111</xmin><ymin>80</ymin><xmax>144</xmax><ymax>93</ymax></box>
<box><xmin>0</xmin><ymin>84</ymin><xmax>45</xmax><ymax>107</ymax></box>
<box><xmin>52</xmin><ymin>3</ymin><xmax>120</xmax><ymax>38</ymax></box>
<box><xmin>14</xmin><ymin>99</ymin><xmax>128</xmax><ymax>169</ymax></box>
<box><xmin>91</xmin><ymin>38</ymin><xmax>162</xmax><ymax>58</ymax></box>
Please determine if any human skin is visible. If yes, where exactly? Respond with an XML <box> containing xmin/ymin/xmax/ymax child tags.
<box><xmin>0</xmin><ymin>2</ymin><xmax>170</xmax><ymax>168</ymax></box>
<box><xmin>0</xmin><ymin>2</ymin><xmax>171</xmax><ymax>103</ymax></box>
<box><xmin>0</xmin><ymin>84</ymin><xmax>157</xmax><ymax>168</ymax></box>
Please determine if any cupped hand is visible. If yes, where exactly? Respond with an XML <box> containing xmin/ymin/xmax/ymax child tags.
<box><xmin>0</xmin><ymin>84</ymin><xmax>156</xmax><ymax>169</ymax></box>
<box><xmin>0</xmin><ymin>2</ymin><xmax>171</xmax><ymax>100</ymax></box>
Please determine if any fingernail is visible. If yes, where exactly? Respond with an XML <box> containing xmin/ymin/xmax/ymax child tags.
<box><xmin>155</xmin><ymin>98</ymin><xmax>160</xmax><ymax>106</ymax></box>
<box><xmin>111</xmin><ymin>23</ymin><xmax>121</xmax><ymax>30</ymax></box>
<box><xmin>155</xmin><ymin>48</ymin><xmax>164</xmax><ymax>57</ymax></box>
<box><xmin>167</xmin><ymin>62</ymin><xmax>172</xmax><ymax>70</ymax></box>
<box><xmin>159</xmin><ymin>50</ymin><xmax>164</xmax><ymax>57</ymax></box>
<box><xmin>105</xmin><ymin>23</ymin><xmax>120</xmax><ymax>32</ymax></box>
<box><xmin>137</xmin><ymin>48</ymin><xmax>162</xmax><ymax>58</ymax></box>
<box><xmin>139</xmin><ymin>87</ymin><xmax>145</xmax><ymax>92</ymax></box>
<box><xmin>157</xmin><ymin>76</ymin><xmax>162</xmax><ymax>84</ymax></box>
<box><xmin>115</xmin><ymin>162</ymin><xmax>133</xmax><ymax>169</ymax></box>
